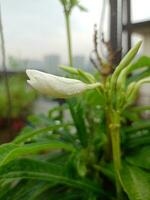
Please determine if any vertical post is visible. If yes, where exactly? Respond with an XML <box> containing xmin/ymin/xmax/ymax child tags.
<box><xmin>109</xmin><ymin>0</ymin><xmax>123</xmax><ymax>65</ymax></box>
<box><xmin>0</xmin><ymin>4</ymin><xmax>12</xmax><ymax>122</ymax></box>
<box><xmin>122</xmin><ymin>0</ymin><xmax>131</xmax><ymax>53</ymax></box>
<box><xmin>110</xmin><ymin>0</ymin><xmax>118</xmax><ymax>55</ymax></box>
<box><xmin>127</xmin><ymin>0</ymin><xmax>131</xmax><ymax>50</ymax></box>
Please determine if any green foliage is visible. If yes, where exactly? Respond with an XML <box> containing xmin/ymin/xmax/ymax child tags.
<box><xmin>0</xmin><ymin>75</ymin><xmax>36</xmax><ymax>118</ymax></box>
<box><xmin>59</xmin><ymin>0</ymin><xmax>87</xmax><ymax>15</ymax></box>
<box><xmin>127</xmin><ymin>56</ymin><xmax>150</xmax><ymax>83</ymax></box>
<box><xmin>120</xmin><ymin>163</ymin><xmax>150</xmax><ymax>200</ymax></box>
<box><xmin>0</xmin><ymin>142</ymin><xmax>75</xmax><ymax>166</ymax></box>
<box><xmin>0</xmin><ymin>158</ymin><xmax>100</xmax><ymax>192</ymax></box>
<box><xmin>126</xmin><ymin>146</ymin><xmax>150</xmax><ymax>170</ymax></box>
<box><xmin>0</xmin><ymin>44</ymin><xmax>150</xmax><ymax>199</ymax></box>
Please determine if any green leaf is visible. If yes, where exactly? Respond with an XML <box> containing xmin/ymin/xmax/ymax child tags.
<box><xmin>128</xmin><ymin>68</ymin><xmax>150</xmax><ymax>83</ymax></box>
<box><xmin>0</xmin><ymin>181</ymin><xmax>13</xmax><ymax>199</ymax></box>
<box><xmin>76</xmin><ymin>150</ymin><xmax>87</xmax><ymax>177</ymax></box>
<box><xmin>129</xmin><ymin>106</ymin><xmax>150</xmax><ymax>113</ymax></box>
<box><xmin>126</xmin><ymin>146</ymin><xmax>150</xmax><ymax>170</ymax></box>
<box><xmin>38</xmin><ymin>188</ymin><xmax>86</xmax><ymax>200</ymax></box>
<box><xmin>77</xmin><ymin>4</ymin><xmax>87</xmax><ymax>12</ymax></box>
<box><xmin>13</xmin><ymin>124</ymin><xmax>70</xmax><ymax>144</ymax></box>
<box><xmin>120</xmin><ymin>163</ymin><xmax>150</xmax><ymax>200</ymax></box>
<box><xmin>60</xmin><ymin>65</ymin><xmax>79</xmax><ymax>75</ymax></box>
<box><xmin>125</xmin><ymin>132</ymin><xmax>150</xmax><ymax>149</ymax></box>
<box><xmin>124</xmin><ymin>122</ymin><xmax>150</xmax><ymax>149</ymax></box>
<box><xmin>111</xmin><ymin>41</ymin><xmax>142</xmax><ymax>87</ymax></box>
<box><xmin>0</xmin><ymin>180</ymin><xmax>52</xmax><ymax>200</ymax></box>
<box><xmin>0</xmin><ymin>158</ymin><xmax>101</xmax><ymax>193</ymax></box>
<box><xmin>128</xmin><ymin>56</ymin><xmax>150</xmax><ymax>72</ymax></box>
<box><xmin>70</xmin><ymin>0</ymin><xmax>78</xmax><ymax>6</ymax></box>
<box><xmin>77</xmin><ymin>69</ymin><xmax>96</xmax><ymax>83</ymax></box>
<box><xmin>68</xmin><ymin>99</ymin><xmax>88</xmax><ymax>147</ymax></box>
<box><xmin>60</xmin><ymin>65</ymin><xmax>96</xmax><ymax>83</ymax></box>
<box><xmin>124</xmin><ymin>121</ymin><xmax>150</xmax><ymax>133</ymax></box>
<box><xmin>0</xmin><ymin>142</ymin><xmax>75</xmax><ymax>166</ymax></box>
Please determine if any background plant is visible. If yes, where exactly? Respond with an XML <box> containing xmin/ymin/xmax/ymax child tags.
<box><xmin>0</xmin><ymin>74</ymin><xmax>36</xmax><ymax>119</ymax></box>
<box><xmin>59</xmin><ymin>0</ymin><xmax>87</xmax><ymax>66</ymax></box>
<box><xmin>0</xmin><ymin>3</ymin><xmax>12</xmax><ymax>121</ymax></box>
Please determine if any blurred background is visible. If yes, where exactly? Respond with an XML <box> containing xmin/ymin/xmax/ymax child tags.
<box><xmin>0</xmin><ymin>0</ymin><xmax>150</xmax><ymax>72</ymax></box>
<box><xmin>0</xmin><ymin>0</ymin><xmax>150</xmax><ymax>142</ymax></box>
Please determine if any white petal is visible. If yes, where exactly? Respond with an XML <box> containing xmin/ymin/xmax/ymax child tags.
<box><xmin>26</xmin><ymin>69</ymin><xmax>100</xmax><ymax>98</ymax></box>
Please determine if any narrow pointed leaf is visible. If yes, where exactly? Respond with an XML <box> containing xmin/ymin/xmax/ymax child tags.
<box><xmin>120</xmin><ymin>163</ymin><xmax>150</xmax><ymax>200</ymax></box>
<box><xmin>126</xmin><ymin>146</ymin><xmax>150</xmax><ymax>170</ymax></box>
<box><xmin>13</xmin><ymin>124</ymin><xmax>70</xmax><ymax>144</ymax></box>
<box><xmin>0</xmin><ymin>142</ymin><xmax>75</xmax><ymax>166</ymax></box>
<box><xmin>0</xmin><ymin>158</ymin><xmax>101</xmax><ymax>193</ymax></box>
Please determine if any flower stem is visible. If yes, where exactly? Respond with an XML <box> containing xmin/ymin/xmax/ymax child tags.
<box><xmin>109</xmin><ymin>111</ymin><xmax>122</xmax><ymax>199</ymax></box>
<box><xmin>65</xmin><ymin>13</ymin><xmax>73</xmax><ymax>67</ymax></box>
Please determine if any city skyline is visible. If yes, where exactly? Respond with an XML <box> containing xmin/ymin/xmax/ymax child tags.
<box><xmin>1</xmin><ymin>0</ymin><xmax>150</xmax><ymax>62</ymax></box>
<box><xmin>2</xmin><ymin>54</ymin><xmax>94</xmax><ymax>75</ymax></box>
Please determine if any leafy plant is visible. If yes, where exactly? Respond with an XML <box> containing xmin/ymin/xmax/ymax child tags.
<box><xmin>0</xmin><ymin>42</ymin><xmax>149</xmax><ymax>200</ymax></box>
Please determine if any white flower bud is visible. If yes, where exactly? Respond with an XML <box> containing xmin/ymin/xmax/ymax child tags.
<box><xmin>26</xmin><ymin>70</ymin><xmax>101</xmax><ymax>98</ymax></box>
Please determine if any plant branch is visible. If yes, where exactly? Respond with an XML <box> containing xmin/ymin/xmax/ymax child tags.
<box><xmin>109</xmin><ymin>110</ymin><xmax>122</xmax><ymax>199</ymax></box>
<box><xmin>65</xmin><ymin>12</ymin><xmax>73</xmax><ymax>67</ymax></box>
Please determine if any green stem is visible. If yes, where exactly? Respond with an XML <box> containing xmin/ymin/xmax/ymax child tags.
<box><xmin>109</xmin><ymin>111</ymin><xmax>122</xmax><ymax>199</ymax></box>
<box><xmin>65</xmin><ymin>12</ymin><xmax>73</xmax><ymax>67</ymax></box>
<box><xmin>111</xmin><ymin>126</ymin><xmax>122</xmax><ymax>199</ymax></box>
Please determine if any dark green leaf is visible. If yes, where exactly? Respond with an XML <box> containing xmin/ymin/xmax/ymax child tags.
<box><xmin>126</xmin><ymin>146</ymin><xmax>150</xmax><ymax>170</ymax></box>
<box><xmin>124</xmin><ymin>121</ymin><xmax>150</xmax><ymax>133</ymax></box>
<box><xmin>68</xmin><ymin>99</ymin><xmax>88</xmax><ymax>147</ymax></box>
<box><xmin>125</xmin><ymin>132</ymin><xmax>150</xmax><ymax>149</ymax></box>
<box><xmin>0</xmin><ymin>158</ymin><xmax>101</xmax><ymax>193</ymax></box>
<box><xmin>0</xmin><ymin>142</ymin><xmax>75</xmax><ymax>166</ymax></box>
<box><xmin>120</xmin><ymin>163</ymin><xmax>150</xmax><ymax>200</ymax></box>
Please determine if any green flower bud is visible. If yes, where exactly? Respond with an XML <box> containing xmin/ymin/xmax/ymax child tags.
<box><xmin>127</xmin><ymin>77</ymin><xmax>150</xmax><ymax>105</ymax></box>
<box><xmin>60</xmin><ymin>65</ymin><xmax>78</xmax><ymax>75</ymax></box>
<box><xmin>77</xmin><ymin>69</ymin><xmax>96</xmax><ymax>83</ymax></box>
<box><xmin>126</xmin><ymin>82</ymin><xmax>137</xmax><ymax>97</ymax></box>
<box><xmin>111</xmin><ymin>41</ymin><xmax>142</xmax><ymax>90</ymax></box>
<box><xmin>60</xmin><ymin>65</ymin><xmax>96</xmax><ymax>83</ymax></box>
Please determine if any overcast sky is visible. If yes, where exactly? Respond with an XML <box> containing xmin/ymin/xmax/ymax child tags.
<box><xmin>1</xmin><ymin>0</ymin><xmax>150</xmax><ymax>62</ymax></box>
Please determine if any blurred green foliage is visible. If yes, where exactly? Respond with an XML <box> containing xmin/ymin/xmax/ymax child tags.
<box><xmin>0</xmin><ymin>74</ymin><xmax>36</xmax><ymax>118</ymax></box>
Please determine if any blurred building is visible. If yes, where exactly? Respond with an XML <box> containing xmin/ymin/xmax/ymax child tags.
<box><xmin>73</xmin><ymin>56</ymin><xmax>85</xmax><ymax>69</ymax></box>
<box><xmin>23</xmin><ymin>59</ymin><xmax>43</xmax><ymax>70</ymax></box>
<box><xmin>6</xmin><ymin>56</ymin><xmax>43</xmax><ymax>71</ymax></box>
<box><xmin>85</xmin><ymin>59</ymin><xmax>95</xmax><ymax>73</ymax></box>
<box><xmin>44</xmin><ymin>54</ymin><xmax>61</xmax><ymax>75</ymax></box>
<box><xmin>5</xmin><ymin>55</ymin><xmax>62</xmax><ymax>74</ymax></box>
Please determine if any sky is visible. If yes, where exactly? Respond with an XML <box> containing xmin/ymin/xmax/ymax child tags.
<box><xmin>0</xmin><ymin>0</ymin><xmax>150</xmax><ymax>62</ymax></box>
